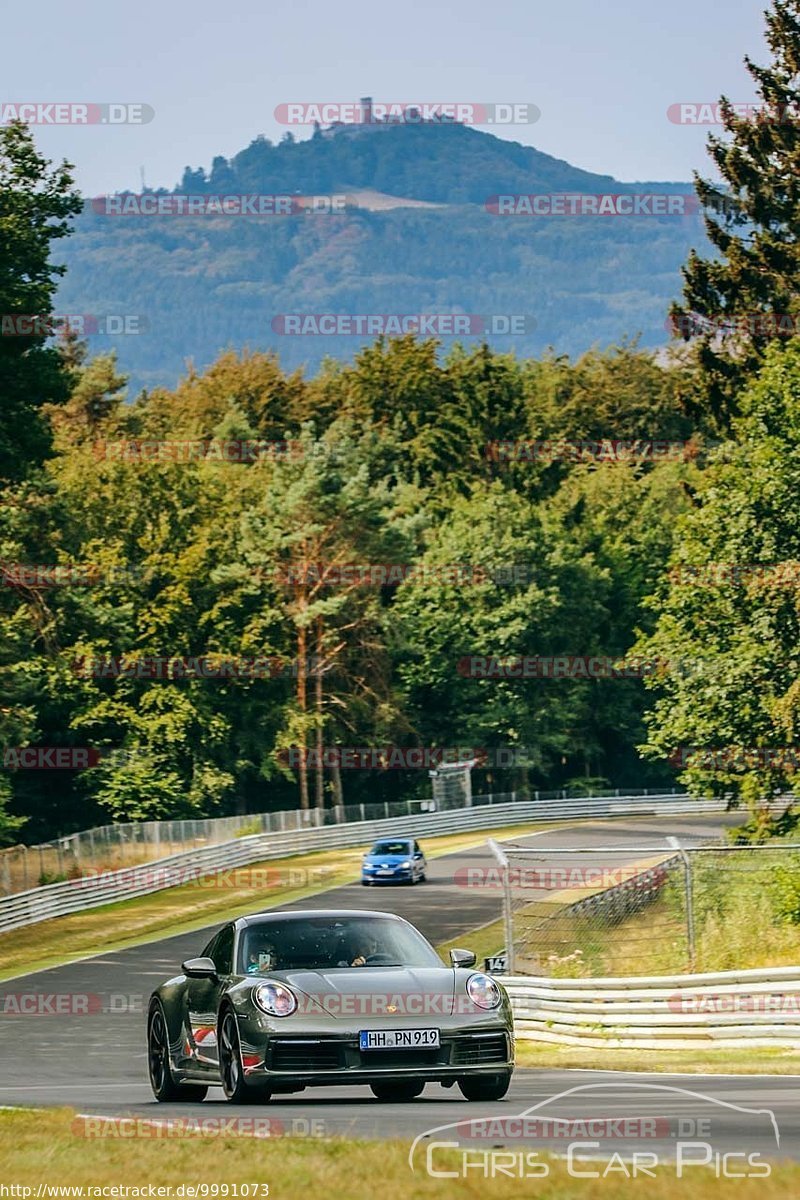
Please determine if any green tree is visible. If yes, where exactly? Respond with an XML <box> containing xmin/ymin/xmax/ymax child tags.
<box><xmin>0</xmin><ymin>122</ymin><xmax>82</xmax><ymax>479</ymax></box>
<box><xmin>636</xmin><ymin>341</ymin><xmax>800</xmax><ymax>808</ymax></box>
<box><xmin>671</xmin><ymin>0</ymin><xmax>800</xmax><ymax>426</ymax></box>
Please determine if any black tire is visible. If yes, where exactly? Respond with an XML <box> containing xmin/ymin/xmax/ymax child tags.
<box><xmin>418</xmin><ymin>872</ymin><xmax>426</xmax><ymax>883</ymax></box>
<box><xmin>458</xmin><ymin>1073</ymin><xmax>511</xmax><ymax>1102</ymax></box>
<box><xmin>219</xmin><ymin>1008</ymin><xmax>268</xmax><ymax>1099</ymax></box>
<box><xmin>148</xmin><ymin>1003</ymin><xmax>208</xmax><ymax>1102</ymax></box>
<box><xmin>219</xmin><ymin>1008</ymin><xmax>271</xmax><ymax>1104</ymax></box>
<box><xmin>361</xmin><ymin>879</ymin><xmax>371</xmax><ymax>886</ymax></box>
<box><xmin>370</xmin><ymin>1080</ymin><xmax>425</xmax><ymax>1102</ymax></box>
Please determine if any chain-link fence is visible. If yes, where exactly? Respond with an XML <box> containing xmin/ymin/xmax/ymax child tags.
<box><xmin>0</xmin><ymin>789</ymin><xmax>517</xmax><ymax>896</ymax></box>
<box><xmin>491</xmin><ymin>837</ymin><xmax>800</xmax><ymax>977</ymax></box>
<box><xmin>0</xmin><ymin>785</ymin><xmax>680</xmax><ymax>898</ymax></box>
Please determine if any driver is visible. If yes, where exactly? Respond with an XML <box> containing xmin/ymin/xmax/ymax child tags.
<box><xmin>344</xmin><ymin>933</ymin><xmax>379</xmax><ymax>967</ymax></box>
<box><xmin>245</xmin><ymin>942</ymin><xmax>278</xmax><ymax>974</ymax></box>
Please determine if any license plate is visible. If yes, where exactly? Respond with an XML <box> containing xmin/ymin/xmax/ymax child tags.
<box><xmin>359</xmin><ymin>1028</ymin><xmax>440</xmax><ymax>1050</ymax></box>
<box><xmin>377</xmin><ymin>869</ymin><xmax>395</xmax><ymax>875</ymax></box>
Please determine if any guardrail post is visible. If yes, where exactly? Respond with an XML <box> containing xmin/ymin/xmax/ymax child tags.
<box><xmin>488</xmin><ymin>838</ymin><xmax>515</xmax><ymax>974</ymax></box>
<box><xmin>668</xmin><ymin>836</ymin><xmax>696</xmax><ymax>971</ymax></box>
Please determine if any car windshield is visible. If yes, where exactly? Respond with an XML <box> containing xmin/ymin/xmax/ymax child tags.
<box><xmin>370</xmin><ymin>840</ymin><xmax>412</xmax><ymax>855</ymax></box>
<box><xmin>237</xmin><ymin>915</ymin><xmax>441</xmax><ymax>972</ymax></box>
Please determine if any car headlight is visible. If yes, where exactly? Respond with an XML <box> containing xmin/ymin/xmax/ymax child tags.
<box><xmin>466</xmin><ymin>972</ymin><xmax>502</xmax><ymax>1010</ymax></box>
<box><xmin>253</xmin><ymin>981</ymin><xmax>297</xmax><ymax>1017</ymax></box>
<box><xmin>401</xmin><ymin>860</ymin><xmax>411</xmax><ymax>868</ymax></box>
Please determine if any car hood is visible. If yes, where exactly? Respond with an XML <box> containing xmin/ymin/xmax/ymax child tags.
<box><xmin>364</xmin><ymin>854</ymin><xmax>411</xmax><ymax>863</ymax></box>
<box><xmin>265</xmin><ymin>966</ymin><xmax>458</xmax><ymax>1018</ymax></box>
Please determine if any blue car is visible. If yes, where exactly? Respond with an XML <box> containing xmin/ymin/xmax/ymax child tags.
<box><xmin>361</xmin><ymin>838</ymin><xmax>427</xmax><ymax>886</ymax></box>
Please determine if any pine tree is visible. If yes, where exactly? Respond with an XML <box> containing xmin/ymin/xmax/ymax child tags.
<box><xmin>0</xmin><ymin>122</ymin><xmax>82</xmax><ymax>479</ymax></box>
<box><xmin>671</xmin><ymin>0</ymin><xmax>800</xmax><ymax>427</ymax></box>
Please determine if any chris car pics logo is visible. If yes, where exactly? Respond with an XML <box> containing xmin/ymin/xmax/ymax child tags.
<box><xmin>409</xmin><ymin>1083</ymin><xmax>779</xmax><ymax>1179</ymax></box>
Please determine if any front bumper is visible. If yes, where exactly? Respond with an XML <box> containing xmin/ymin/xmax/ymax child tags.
<box><xmin>242</xmin><ymin>1027</ymin><xmax>513</xmax><ymax>1088</ymax></box>
<box><xmin>362</xmin><ymin>869</ymin><xmax>413</xmax><ymax>883</ymax></box>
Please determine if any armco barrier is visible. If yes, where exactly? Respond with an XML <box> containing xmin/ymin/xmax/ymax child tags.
<box><xmin>504</xmin><ymin>965</ymin><xmax>800</xmax><ymax>1049</ymax></box>
<box><xmin>0</xmin><ymin>793</ymin><xmax>725</xmax><ymax>933</ymax></box>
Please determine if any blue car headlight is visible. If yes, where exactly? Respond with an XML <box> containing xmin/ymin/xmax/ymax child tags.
<box><xmin>253</xmin><ymin>981</ymin><xmax>297</xmax><ymax>1017</ymax></box>
<box><xmin>401</xmin><ymin>860</ymin><xmax>411</xmax><ymax>868</ymax></box>
<box><xmin>466</xmin><ymin>972</ymin><xmax>502</xmax><ymax>1010</ymax></box>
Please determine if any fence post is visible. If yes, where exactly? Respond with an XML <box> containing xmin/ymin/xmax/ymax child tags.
<box><xmin>488</xmin><ymin>838</ymin><xmax>515</xmax><ymax>974</ymax></box>
<box><xmin>360</xmin><ymin>804</ymin><xmax>366</xmax><ymax>822</ymax></box>
<box><xmin>668</xmin><ymin>837</ymin><xmax>696</xmax><ymax>971</ymax></box>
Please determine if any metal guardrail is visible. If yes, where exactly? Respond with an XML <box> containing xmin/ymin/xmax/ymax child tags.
<box><xmin>504</xmin><ymin>965</ymin><xmax>800</xmax><ymax>1048</ymax></box>
<box><xmin>0</xmin><ymin>792</ymin><xmax>722</xmax><ymax>933</ymax></box>
<box><xmin>0</xmin><ymin>786</ymin><xmax>683</xmax><ymax>896</ymax></box>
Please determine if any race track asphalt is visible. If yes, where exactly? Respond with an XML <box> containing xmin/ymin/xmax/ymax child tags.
<box><xmin>2</xmin><ymin>811</ymin><xmax>798</xmax><ymax>1162</ymax></box>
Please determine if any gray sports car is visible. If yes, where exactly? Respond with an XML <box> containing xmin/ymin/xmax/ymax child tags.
<box><xmin>147</xmin><ymin>909</ymin><xmax>514</xmax><ymax>1103</ymax></box>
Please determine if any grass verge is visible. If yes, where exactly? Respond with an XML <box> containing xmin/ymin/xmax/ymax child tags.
<box><xmin>515</xmin><ymin>1040</ymin><xmax>800</xmax><ymax>1075</ymax></box>
<box><xmin>0</xmin><ymin>819</ymin><xmax>561</xmax><ymax>982</ymax></box>
<box><xmin>1</xmin><ymin>1108</ymin><xmax>798</xmax><ymax>1197</ymax></box>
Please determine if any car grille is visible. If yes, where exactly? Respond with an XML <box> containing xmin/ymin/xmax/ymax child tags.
<box><xmin>358</xmin><ymin>1047</ymin><xmax>442</xmax><ymax>1068</ymax></box>
<box><xmin>269</xmin><ymin>1039</ymin><xmax>344</xmax><ymax>1071</ymax></box>
<box><xmin>450</xmin><ymin>1033</ymin><xmax>509</xmax><ymax>1065</ymax></box>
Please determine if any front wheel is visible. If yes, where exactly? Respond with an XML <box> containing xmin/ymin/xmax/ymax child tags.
<box><xmin>148</xmin><ymin>1004</ymin><xmax>207</xmax><ymax>1102</ymax></box>
<box><xmin>458</xmin><ymin>1073</ymin><xmax>511</xmax><ymax>1101</ymax></box>
<box><xmin>219</xmin><ymin>1009</ymin><xmax>270</xmax><ymax>1104</ymax></box>
<box><xmin>370</xmin><ymin>1080</ymin><xmax>425</xmax><ymax>1102</ymax></box>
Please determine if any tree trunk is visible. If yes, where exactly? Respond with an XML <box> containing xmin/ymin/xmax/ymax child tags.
<box><xmin>314</xmin><ymin>616</ymin><xmax>325</xmax><ymax>810</ymax></box>
<box><xmin>296</xmin><ymin>615</ymin><xmax>309</xmax><ymax>810</ymax></box>
<box><xmin>330</xmin><ymin>758</ymin><xmax>344</xmax><ymax>808</ymax></box>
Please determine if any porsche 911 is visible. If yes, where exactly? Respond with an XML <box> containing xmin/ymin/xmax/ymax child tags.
<box><xmin>147</xmin><ymin>908</ymin><xmax>514</xmax><ymax>1104</ymax></box>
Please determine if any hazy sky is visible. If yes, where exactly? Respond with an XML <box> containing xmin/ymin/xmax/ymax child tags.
<box><xmin>1</xmin><ymin>0</ymin><xmax>769</xmax><ymax>195</ymax></box>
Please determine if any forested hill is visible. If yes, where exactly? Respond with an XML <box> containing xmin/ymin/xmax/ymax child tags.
<box><xmin>178</xmin><ymin>120</ymin><xmax>668</xmax><ymax>203</ymax></box>
<box><xmin>56</xmin><ymin>121</ymin><xmax>706</xmax><ymax>393</ymax></box>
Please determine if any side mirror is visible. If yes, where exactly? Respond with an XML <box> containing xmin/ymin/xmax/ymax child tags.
<box><xmin>182</xmin><ymin>956</ymin><xmax>218</xmax><ymax>980</ymax></box>
<box><xmin>450</xmin><ymin>948</ymin><xmax>477</xmax><ymax>968</ymax></box>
